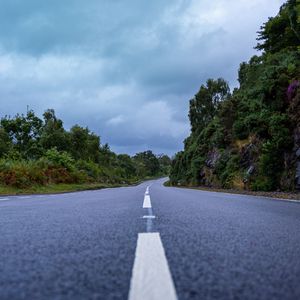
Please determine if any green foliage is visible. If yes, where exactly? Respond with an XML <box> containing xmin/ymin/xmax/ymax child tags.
<box><xmin>0</xmin><ymin>127</ymin><xmax>12</xmax><ymax>157</ymax></box>
<box><xmin>117</xmin><ymin>154</ymin><xmax>137</xmax><ymax>178</ymax></box>
<box><xmin>133</xmin><ymin>151</ymin><xmax>161</xmax><ymax>177</ymax></box>
<box><xmin>158</xmin><ymin>154</ymin><xmax>172</xmax><ymax>174</ymax></box>
<box><xmin>98</xmin><ymin>144</ymin><xmax>116</xmax><ymax>167</ymax></box>
<box><xmin>40</xmin><ymin>109</ymin><xmax>71</xmax><ymax>152</ymax></box>
<box><xmin>215</xmin><ymin>152</ymin><xmax>240</xmax><ymax>188</ymax></box>
<box><xmin>170</xmin><ymin>151</ymin><xmax>189</xmax><ymax>185</ymax></box>
<box><xmin>256</xmin><ymin>0</ymin><xmax>300</xmax><ymax>53</ymax></box>
<box><xmin>0</xmin><ymin>108</ymin><xmax>171</xmax><ymax>189</ymax></box>
<box><xmin>43</xmin><ymin>148</ymin><xmax>75</xmax><ymax>171</ymax></box>
<box><xmin>0</xmin><ymin>159</ymin><xmax>48</xmax><ymax>188</ymax></box>
<box><xmin>69</xmin><ymin>125</ymin><xmax>101</xmax><ymax>162</ymax></box>
<box><xmin>75</xmin><ymin>159</ymin><xmax>101</xmax><ymax>180</ymax></box>
<box><xmin>189</xmin><ymin>78</ymin><xmax>230</xmax><ymax>132</ymax></box>
<box><xmin>170</xmin><ymin>0</ymin><xmax>300</xmax><ymax>192</ymax></box>
<box><xmin>1</xmin><ymin>110</ymin><xmax>43</xmax><ymax>158</ymax></box>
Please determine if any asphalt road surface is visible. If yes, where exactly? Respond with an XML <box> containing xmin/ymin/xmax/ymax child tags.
<box><xmin>1</xmin><ymin>178</ymin><xmax>300</xmax><ymax>300</ymax></box>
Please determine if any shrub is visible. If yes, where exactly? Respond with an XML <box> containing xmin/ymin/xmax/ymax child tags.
<box><xmin>233</xmin><ymin>119</ymin><xmax>249</xmax><ymax>140</ymax></box>
<box><xmin>0</xmin><ymin>160</ymin><xmax>37</xmax><ymax>188</ymax></box>
<box><xmin>43</xmin><ymin>148</ymin><xmax>75</xmax><ymax>171</ymax></box>
<box><xmin>75</xmin><ymin>159</ymin><xmax>101</xmax><ymax>180</ymax></box>
<box><xmin>251</xmin><ymin>176</ymin><xmax>274</xmax><ymax>191</ymax></box>
<box><xmin>215</xmin><ymin>153</ymin><xmax>240</xmax><ymax>188</ymax></box>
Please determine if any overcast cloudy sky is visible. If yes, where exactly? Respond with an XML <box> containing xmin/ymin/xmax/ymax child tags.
<box><xmin>0</xmin><ymin>0</ymin><xmax>285</xmax><ymax>155</ymax></box>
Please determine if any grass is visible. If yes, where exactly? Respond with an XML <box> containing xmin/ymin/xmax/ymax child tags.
<box><xmin>0</xmin><ymin>175</ymin><xmax>166</xmax><ymax>196</ymax></box>
<box><xmin>0</xmin><ymin>182</ymin><xmax>136</xmax><ymax>196</ymax></box>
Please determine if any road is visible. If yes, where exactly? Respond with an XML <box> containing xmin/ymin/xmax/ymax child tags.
<box><xmin>0</xmin><ymin>178</ymin><xmax>300</xmax><ymax>300</ymax></box>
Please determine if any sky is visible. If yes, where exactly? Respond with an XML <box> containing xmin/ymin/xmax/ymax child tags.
<box><xmin>0</xmin><ymin>0</ymin><xmax>285</xmax><ymax>156</ymax></box>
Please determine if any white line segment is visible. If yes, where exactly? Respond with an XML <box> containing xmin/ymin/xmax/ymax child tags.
<box><xmin>128</xmin><ymin>232</ymin><xmax>177</xmax><ymax>300</ymax></box>
<box><xmin>143</xmin><ymin>194</ymin><xmax>152</xmax><ymax>208</ymax></box>
<box><xmin>0</xmin><ymin>197</ymin><xmax>9</xmax><ymax>201</ymax></box>
<box><xmin>145</xmin><ymin>186</ymin><xmax>149</xmax><ymax>194</ymax></box>
<box><xmin>142</xmin><ymin>215</ymin><xmax>156</xmax><ymax>219</ymax></box>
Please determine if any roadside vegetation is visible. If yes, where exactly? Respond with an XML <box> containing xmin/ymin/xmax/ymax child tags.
<box><xmin>170</xmin><ymin>0</ymin><xmax>300</xmax><ymax>192</ymax></box>
<box><xmin>0</xmin><ymin>109</ymin><xmax>171</xmax><ymax>194</ymax></box>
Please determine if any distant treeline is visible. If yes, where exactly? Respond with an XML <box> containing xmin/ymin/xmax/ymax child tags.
<box><xmin>170</xmin><ymin>0</ymin><xmax>300</xmax><ymax>191</ymax></box>
<box><xmin>0</xmin><ymin>109</ymin><xmax>171</xmax><ymax>188</ymax></box>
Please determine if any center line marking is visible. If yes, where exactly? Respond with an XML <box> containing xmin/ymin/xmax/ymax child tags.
<box><xmin>143</xmin><ymin>194</ymin><xmax>152</xmax><ymax>208</ymax></box>
<box><xmin>142</xmin><ymin>215</ymin><xmax>156</xmax><ymax>219</ymax></box>
<box><xmin>0</xmin><ymin>198</ymin><xmax>9</xmax><ymax>201</ymax></box>
<box><xmin>128</xmin><ymin>232</ymin><xmax>177</xmax><ymax>300</ymax></box>
<box><xmin>146</xmin><ymin>186</ymin><xmax>149</xmax><ymax>194</ymax></box>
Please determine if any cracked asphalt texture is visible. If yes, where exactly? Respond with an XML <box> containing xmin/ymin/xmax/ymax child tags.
<box><xmin>1</xmin><ymin>179</ymin><xmax>300</xmax><ymax>299</ymax></box>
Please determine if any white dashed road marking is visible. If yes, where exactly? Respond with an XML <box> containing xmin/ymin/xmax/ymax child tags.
<box><xmin>142</xmin><ymin>215</ymin><xmax>156</xmax><ymax>219</ymax></box>
<box><xmin>129</xmin><ymin>185</ymin><xmax>178</xmax><ymax>299</ymax></box>
<box><xmin>128</xmin><ymin>232</ymin><xmax>177</xmax><ymax>300</ymax></box>
<box><xmin>0</xmin><ymin>197</ymin><xmax>9</xmax><ymax>201</ymax></box>
<box><xmin>143</xmin><ymin>194</ymin><xmax>152</xmax><ymax>208</ymax></box>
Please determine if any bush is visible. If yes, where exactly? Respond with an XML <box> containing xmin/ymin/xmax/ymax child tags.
<box><xmin>251</xmin><ymin>176</ymin><xmax>274</xmax><ymax>191</ymax></box>
<box><xmin>0</xmin><ymin>160</ymin><xmax>44</xmax><ymax>188</ymax></box>
<box><xmin>0</xmin><ymin>108</ymin><xmax>169</xmax><ymax>189</ymax></box>
<box><xmin>0</xmin><ymin>155</ymin><xmax>88</xmax><ymax>188</ymax></box>
<box><xmin>75</xmin><ymin>159</ymin><xmax>101</xmax><ymax>180</ymax></box>
<box><xmin>215</xmin><ymin>153</ymin><xmax>240</xmax><ymax>188</ymax></box>
<box><xmin>233</xmin><ymin>119</ymin><xmax>249</xmax><ymax>140</ymax></box>
<box><xmin>43</xmin><ymin>148</ymin><xmax>75</xmax><ymax>171</ymax></box>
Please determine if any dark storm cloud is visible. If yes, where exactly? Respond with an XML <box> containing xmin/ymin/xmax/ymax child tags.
<box><xmin>0</xmin><ymin>0</ymin><xmax>171</xmax><ymax>55</ymax></box>
<box><xmin>0</xmin><ymin>0</ymin><xmax>285</xmax><ymax>155</ymax></box>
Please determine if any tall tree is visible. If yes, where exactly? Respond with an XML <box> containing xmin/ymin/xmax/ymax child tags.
<box><xmin>0</xmin><ymin>110</ymin><xmax>43</xmax><ymax>158</ymax></box>
<box><xmin>40</xmin><ymin>109</ymin><xmax>70</xmax><ymax>151</ymax></box>
<box><xmin>0</xmin><ymin>127</ymin><xmax>12</xmax><ymax>157</ymax></box>
<box><xmin>69</xmin><ymin>125</ymin><xmax>101</xmax><ymax>162</ymax></box>
<box><xmin>256</xmin><ymin>0</ymin><xmax>300</xmax><ymax>53</ymax></box>
<box><xmin>189</xmin><ymin>78</ymin><xmax>230</xmax><ymax>132</ymax></box>
<box><xmin>133</xmin><ymin>151</ymin><xmax>160</xmax><ymax>176</ymax></box>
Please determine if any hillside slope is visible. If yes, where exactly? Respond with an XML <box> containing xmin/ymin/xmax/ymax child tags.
<box><xmin>170</xmin><ymin>0</ymin><xmax>300</xmax><ymax>192</ymax></box>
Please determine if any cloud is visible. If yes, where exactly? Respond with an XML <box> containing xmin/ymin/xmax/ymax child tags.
<box><xmin>106</xmin><ymin>115</ymin><xmax>126</xmax><ymax>126</ymax></box>
<box><xmin>0</xmin><ymin>0</ymin><xmax>285</xmax><ymax>155</ymax></box>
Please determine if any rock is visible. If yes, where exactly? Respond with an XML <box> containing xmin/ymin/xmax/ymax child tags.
<box><xmin>205</xmin><ymin>148</ymin><xmax>221</xmax><ymax>168</ymax></box>
<box><xmin>246</xmin><ymin>165</ymin><xmax>255</xmax><ymax>175</ymax></box>
<box><xmin>294</xmin><ymin>127</ymin><xmax>300</xmax><ymax>147</ymax></box>
<box><xmin>240</xmin><ymin>143</ymin><xmax>257</xmax><ymax>167</ymax></box>
<box><xmin>296</xmin><ymin>162</ymin><xmax>300</xmax><ymax>190</ymax></box>
<box><xmin>294</xmin><ymin>127</ymin><xmax>300</xmax><ymax>190</ymax></box>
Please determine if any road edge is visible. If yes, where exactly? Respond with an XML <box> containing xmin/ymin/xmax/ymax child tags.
<box><xmin>164</xmin><ymin>181</ymin><xmax>300</xmax><ymax>203</ymax></box>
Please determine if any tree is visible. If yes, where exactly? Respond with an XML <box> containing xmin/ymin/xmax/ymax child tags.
<box><xmin>133</xmin><ymin>151</ymin><xmax>160</xmax><ymax>177</ymax></box>
<box><xmin>40</xmin><ymin>109</ymin><xmax>70</xmax><ymax>152</ymax></box>
<box><xmin>99</xmin><ymin>143</ymin><xmax>117</xmax><ymax>167</ymax></box>
<box><xmin>170</xmin><ymin>0</ymin><xmax>300</xmax><ymax>191</ymax></box>
<box><xmin>0</xmin><ymin>110</ymin><xmax>43</xmax><ymax>158</ymax></box>
<box><xmin>117</xmin><ymin>154</ymin><xmax>136</xmax><ymax>178</ymax></box>
<box><xmin>69</xmin><ymin>125</ymin><xmax>89</xmax><ymax>160</ymax></box>
<box><xmin>69</xmin><ymin>125</ymin><xmax>101</xmax><ymax>162</ymax></box>
<box><xmin>256</xmin><ymin>0</ymin><xmax>300</xmax><ymax>53</ymax></box>
<box><xmin>157</xmin><ymin>154</ymin><xmax>172</xmax><ymax>174</ymax></box>
<box><xmin>0</xmin><ymin>127</ymin><xmax>12</xmax><ymax>157</ymax></box>
<box><xmin>189</xmin><ymin>78</ymin><xmax>230</xmax><ymax>132</ymax></box>
<box><xmin>86</xmin><ymin>132</ymin><xmax>101</xmax><ymax>163</ymax></box>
